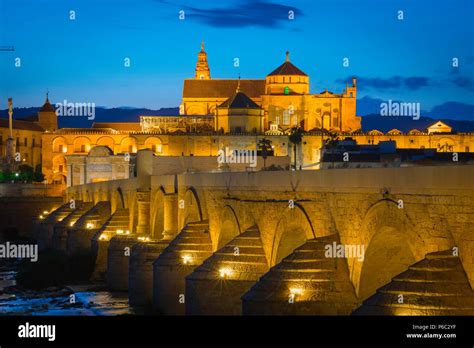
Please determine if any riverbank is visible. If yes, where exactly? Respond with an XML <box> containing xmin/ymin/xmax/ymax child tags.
<box><xmin>0</xmin><ymin>266</ymin><xmax>136</xmax><ymax>316</ymax></box>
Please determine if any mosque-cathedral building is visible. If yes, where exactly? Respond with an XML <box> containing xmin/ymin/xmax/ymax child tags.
<box><xmin>1</xmin><ymin>43</ymin><xmax>474</xmax><ymax>186</ymax></box>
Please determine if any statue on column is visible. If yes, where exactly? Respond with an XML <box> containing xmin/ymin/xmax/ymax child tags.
<box><xmin>4</xmin><ymin>98</ymin><xmax>17</xmax><ymax>173</ymax></box>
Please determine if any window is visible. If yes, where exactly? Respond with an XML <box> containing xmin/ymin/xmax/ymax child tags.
<box><xmin>466</xmin><ymin>146</ymin><xmax>470</xmax><ymax>152</ymax></box>
<box><xmin>81</xmin><ymin>144</ymin><xmax>86</xmax><ymax>152</ymax></box>
<box><xmin>59</xmin><ymin>165</ymin><xmax>63</xmax><ymax>172</ymax></box>
<box><xmin>24</xmin><ymin>138</ymin><xmax>27</xmax><ymax>146</ymax></box>
<box><xmin>32</xmin><ymin>138</ymin><xmax>35</xmax><ymax>147</ymax></box>
<box><xmin>283</xmin><ymin>110</ymin><xmax>290</xmax><ymax>125</ymax></box>
<box><xmin>58</xmin><ymin>144</ymin><xmax>63</xmax><ymax>153</ymax></box>
<box><xmin>128</xmin><ymin>145</ymin><xmax>133</xmax><ymax>153</ymax></box>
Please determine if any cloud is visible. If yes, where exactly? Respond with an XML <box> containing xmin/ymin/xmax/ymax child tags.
<box><xmin>336</xmin><ymin>76</ymin><xmax>431</xmax><ymax>91</ymax></box>
<box><xmin>156</xmin><ymin>0</ymin><xmax>302</xmax><ymax>29</ymax></box>
<box><xmin>451</xmin><ymin>76</ymin><xmax>474</xmax><ymax>91</ymax></box>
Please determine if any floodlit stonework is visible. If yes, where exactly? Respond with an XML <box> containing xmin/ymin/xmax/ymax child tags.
<box><xmin>32</xmin><ymin>156</ymin><xmax>474</xmax><ymax>315</ymax></box>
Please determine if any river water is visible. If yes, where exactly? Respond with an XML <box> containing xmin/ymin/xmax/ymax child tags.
<box><xmin>0</xmin><ymin>269</ymin><xmax>136</xmax><ymax>316</ymax></box>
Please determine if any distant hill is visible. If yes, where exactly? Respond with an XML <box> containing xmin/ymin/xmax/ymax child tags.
<box><xmin>361</xmin><ymin>114</ymin><xmax>474</xmax><ymax>133</ymax></box>
<box><xmin>357</xmin><ymin>96</ymin><xmax>474</xmax><ymax>121</ymax></box>
<box><xmin>1</xmin><ymin>105</ymin><xmax>474</xmax><ymax>133</ymax></box>
<box><xmin>0</xmin><ymin>107</ymin><xmax>180</xmax><ymax>128</ymax></box>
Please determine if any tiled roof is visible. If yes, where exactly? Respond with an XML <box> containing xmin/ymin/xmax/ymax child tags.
<box><xmin>267</xmin><ymin>61</ymin><xmax>307</xmax><ymax>76</ymax></box>
<box><xmin>92</xmin><ymin>122</ymin><xmax>141</xmax><ymax>131</ymax></box>
<box><xmin>183</xmin><ymin>79</ymin><xmax>265</xmax><ymax>99</ymax></box>
<box><xmin>0</xmin><ymin>118</ymin><xmax>44</xmax><ymax>132</ymax></box>
<box><xmin>39</xmin><ymin>98</ymin><xmax>56</xmax><ymax>113</ymax></box>
<box><xmin>219</xmin><ymin>91</ymin><xmax>260</xmax><ymax>109</ymax></box>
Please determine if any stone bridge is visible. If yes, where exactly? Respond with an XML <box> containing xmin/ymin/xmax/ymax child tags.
<box><xmin>35</xmin><ymin>162</ymin><xmax>474</xmax><ymax>315</ymax></box>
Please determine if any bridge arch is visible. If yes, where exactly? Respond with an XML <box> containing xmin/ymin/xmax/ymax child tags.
<box><xmin>181</xmin><ymin>187</ymin><xmax>203</xmax><ymax>228</ymax></box>
<box><xmin>270</xmin><ymin>204</ymin><xmax>315</xmax><ymax>266</ymax></box>
<box><xmin>354</xmin><ymin>199</ymin><xmax>423</xmax><ymax>301</ymax></box>
<box><xmin>216</xmin><ymin>205</ymin><xmax>241</xmax><ymax>249</ymax></box>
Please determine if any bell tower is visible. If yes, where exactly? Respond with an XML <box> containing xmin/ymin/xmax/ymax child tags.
<box><xmin>194</xmin><ymin>41</ymin><xmax>211</xmax><ymax>80</ymax></box>
<box><xmin>38</xmin><ymin>93</ymin><xmax>58</xmax><ymax>132</ymax></box>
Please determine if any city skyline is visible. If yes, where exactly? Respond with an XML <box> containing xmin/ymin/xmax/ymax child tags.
<box><xmin>1</xmin><ymin>0</ymin><xmax>473</xmax><ymax>119</ymax></box>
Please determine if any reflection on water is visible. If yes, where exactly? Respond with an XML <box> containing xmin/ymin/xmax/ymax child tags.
<box><xmin>0</xmin><ymin>270</ymin><xmax>135</xmax><ymax>316</ymax></box>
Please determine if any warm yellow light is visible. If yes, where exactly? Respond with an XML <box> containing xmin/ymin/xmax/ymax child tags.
<box><xmin>62</xmin><ymin>147</ymin><xmax>68</xmax><ymax>153</ymax></box>
<box><xmin>69</xmin><ymin>222</ymin><xmax>75</xmax><ymax>227</ymax></box>
<box><xmin>99</xmin><ymin>234</ymin><xmax>107</xmax><ymax>241</ymax></box>
<box><xmin>125</xmin><ymin>230</ymin><xmax>130</xmax><ymax>235</ymax></box>
<box><xmin>86</xmin><ymin>222</ymin><xmax>94</xmax><ymax>229</ymax></box>
<box><xmin>116</xmin><ymin>229</ymin><xmax>124</xmax><ymax>234</ymax></box>
<box><xmin>182</xmin><ymin>255</ymin><xmax>192</xmax><ymax>265</ymax></box>
<box><xmin>219</xmin><ymin>268</ymin><xmax>232</xmax><ymax>279</ymax></box>
<box><xmin>39</xmin><ymin>215</ymin><xmax>44</xmax><ymax>219</ymax></box>
<box><xmin>43</xmin><ymin>210</ymin><xmax>49</xmax><ymax>215</ymax></box>
<box><xmin>289</xmin><ymin>287</ymin><xmax>304</xmax><ymax>296</ymax></box>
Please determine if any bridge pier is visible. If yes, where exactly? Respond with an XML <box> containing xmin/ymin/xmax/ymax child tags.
<box><xmin>186</xmin><ymin>226</ymin><xmax>268</xmax><ymax>315</ymax></box>
<box><xmin>107</xmin><ymin>235</ymin><xmax>137</xmax><ymax>291</ymax></box>
<box><xmin>152</xmin><ymin>220</ymin><xmax>212</xmax><ymax>315</ymax></box>
<box><xmin>242</xmin><ymin>234</ymin><xmax>360</xmax><ymax>315</ymax></box>
<box><xmin>52</xmin><ymin>201</ymin><xmax>91</xmax><ymax>252</ymax></box>
<box><xmin>353</xmin><ymin>250</ymin><xmax>474</xmax><ymax>315</ymax></box>
<box><xmin>66</xmin><ymin>201</ymin><xmax>111</xmax><ymax>256</ymax></box>
<box><xmin>129</xmin><ymin>240</ymin><xmax>168</xmax><ymax>307</ymax></box>
<box><xmin>36</xmin><ymin>203</ymin><xmax>74</xmax><ymax>251</ymax></box>
<box><xmin>162</xmin><ymin>194</ymin><xmax>178</xmax><ymax>239</ymax></box>
<box><xmin>91</xmin><ymin>208</ymin><xmax>130</xmax><ymax>280</ymax></box>
<box><xmin>136</xmin><ymin>191</ymin><xmax>151</xmax><ymax>236</ymax></box>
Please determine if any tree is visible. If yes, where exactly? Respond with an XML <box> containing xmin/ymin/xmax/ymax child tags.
<box><xmin>288</xmin><ymin>126</ymin><xmax>304</xmax><ymax>170</ymax></box>
<box><xmin>257</xmin><ymin>138</ymin><xmax>272</xmax><ymax>169</ymax></box>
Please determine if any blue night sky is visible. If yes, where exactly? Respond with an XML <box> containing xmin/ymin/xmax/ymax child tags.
<box><xmin>1</xmin><ymin>0</ymin><xmax>473</xmax><ymax>118</ymax></box>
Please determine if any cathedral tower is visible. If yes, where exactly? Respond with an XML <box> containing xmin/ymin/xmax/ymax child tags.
<box><xmin>194</xmin><ymin>41</ymin><xmax>211</xmax><ymax>80</ymax></box>
<box><xmin>38</xmin><ymin>93</ymin><xmax>58</xmax><ymax>132</ymax></box>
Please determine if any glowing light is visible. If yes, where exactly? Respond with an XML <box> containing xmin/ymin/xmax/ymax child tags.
<box><xmin>116</xmin><ymin>229</ymin><xmax>124</xmax><ymax>234</ymax></box>
<box><xmin>289</xmin><ymin>287</ymin><xmax>304</xmax><ymax>296</ymax></box>
<box><xmin>15</xmin><ymin>173</ymin><xmax>19</xmax><ymax>177</ymax></box>
<box><xmin>69</xmin><ymin>222</ymin><xmax>75</xmax><ymax>227</ymax></box>
<box><xmin>86</xmin><ymin>222</ymin><xmax>94</xmax><ymax>229</ymax></box>
<box><xmin>39</xmin><ymin>215</ymin><xmax>44</xmax><ymax>219</ymax></box>
<box><xmin>43</xmin><ymin>211</ymin><xmax>49</xmax><ymax>215</ymax></box>
<box><xmin>219</xmin><ymin>268</ymin><xmax>232</xmax><ymax>279</ymax></box>
<box><xmin>182</xmin><ymin>255</ymin><xmax>192</xmax><ymax>265</ymax></box>
<box><xmin>62</xmin><ymin>147</ymin><xmax>68</xmax><ymax>153</ymax></box>
<box><xmin>99</xmin><ymin>234</ymin><xmax>107</xmax><ymax>241</ymax></box>
<box><xmin>125</xmin><ymin>230</ymin><xmax>130</xmax><ymax>235</ymax></box>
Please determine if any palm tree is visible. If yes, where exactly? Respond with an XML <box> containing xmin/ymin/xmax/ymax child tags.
<box><xmin>257</xmin><ymin>138</ymin><xmax>272</xmax><ymax>169</ymax></box>
<box><xmin>288</xmin><ymin>126</ymin><xmax>304</xmax><ymax>170</ymax></box>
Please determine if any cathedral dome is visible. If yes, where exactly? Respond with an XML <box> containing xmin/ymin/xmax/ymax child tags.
<box><xmin>267</xmin><ymin>51</ymin><xmax>307</xmax><ymax>76</ymax></box>
<box><xmin>265</xmin><ymin>52</ymin><xmax>309</xmax><ymax>95</ymax></box>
